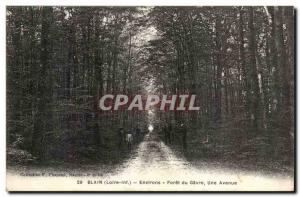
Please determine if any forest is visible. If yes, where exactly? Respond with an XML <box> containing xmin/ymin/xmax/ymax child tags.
<box><xmin>7</xmin><ymin>6</ymin><xmax>294</xmax><ymax>172</ymax></box>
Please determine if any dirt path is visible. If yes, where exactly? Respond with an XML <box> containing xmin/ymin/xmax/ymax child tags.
<box><xmin>113</xmin><ymin>132</ymin><xmax>190</xmax><ymax>176</ymax></box>
<box><xmin>7</xmin><ymin>132</ymin><xmax>294</xmax><ymax>191</ymax></box>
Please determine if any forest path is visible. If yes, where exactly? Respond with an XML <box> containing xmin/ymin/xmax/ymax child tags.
<box><xmin>6</xmin><ymin>131</ymin><xmax>294</xmax><ymax>191</ymax></box>
<box><xmin>106</xmin><ymin>132</ymin><xmax>293</xmax><ymax>191</ymax></box>
<box><xmin>115</xmin><ymin>131</ymin><xmax>190</xmax><ymax>176</ymax></box>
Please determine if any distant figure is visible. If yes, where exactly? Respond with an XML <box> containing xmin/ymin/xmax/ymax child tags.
<box><xmin>164</xmin><ymin>125</ymin><xmax>171</xmax><ymax>144</ymax></box>
<box><xmin>126</xmin><ymin>130</ymin><xmax>133</xmax><ymax>150</ymax></box>
<box><xmin>169</xmin><ymin>124</ymin><xmax>174</xmax><ymax>144</ymax></box>
<box><xmin>180</xmin><ymin>123</ymin><xmax>187</xmax><ymax>150</ymax></box>
<box><xmin>117</xmin><ymin>128</ymin><xmax>125</xmax><ymax>150</ymax></box>
<box><xmin>132</xmin><ymin>128</ymin><xmax>137</xmax><ymax>144</ymax></box>
<box><xmin>135</xmin><ymin>127</ymin><xmax>141</xmax><ymax>142</ymax></box>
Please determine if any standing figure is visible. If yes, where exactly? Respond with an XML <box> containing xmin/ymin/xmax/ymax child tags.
<box><xmin>132</xmin><ymin>128</ymin><xmax>137</xmax><ymax>144</ymax></box>
<box><xmin>117</xmin><ymin>128</ymin><xmax>125</xmax><ymax>150</ymax></box>
<box><xmin>126</xmin><ymin>130</ymin><xmax>133</xmax><ymax>150</ymax></box>
<box><xmin>164</xmin><ymin>125</ymin><xmax>171</xmax><ymax>144</ymax></box>
<box><xmin>169</xmin><ymin>124</ymin><xmax>174</xmax><ymax>144</ymax></box>
<box><xmin>135</xmin><ymin>127</ymin><xmax>141</xmax><ymax>142</ymax></box>
<box><xmin>180</xmin><ymin>123</ymin><xmax>187</xmax><ymax>150</ymax></box>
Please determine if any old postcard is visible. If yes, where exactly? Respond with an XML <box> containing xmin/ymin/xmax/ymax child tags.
<box><xmin>6</xmin><ymin>6</ymin><xmax>295</xmax><ymax>192</ymax></box>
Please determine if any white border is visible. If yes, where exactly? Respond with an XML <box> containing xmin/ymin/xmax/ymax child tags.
<box><xmin>0</xmin><ymin>1</ymin><xmax>298</xmax><ymax>196</ymax></box>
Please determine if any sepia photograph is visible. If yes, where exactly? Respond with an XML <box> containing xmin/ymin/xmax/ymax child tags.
<box><xmin>6</xmin><ymin>5</ymin><xmax>295</xmax><ymax>192</ymax></box>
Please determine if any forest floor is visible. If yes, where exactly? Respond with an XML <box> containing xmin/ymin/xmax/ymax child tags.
<box><xmin>168</xmin><ymin>141</ymin><xmax>294</xmax><ymax>177</ymax></box>
<box><xmin>105</xmin><ymin>131</ymin><xmax>294</xmax><ymax>191</ymax></box>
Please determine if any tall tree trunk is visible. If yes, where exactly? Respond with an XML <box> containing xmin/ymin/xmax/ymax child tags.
<box><xmin>31</xmin><ymin>7</ymin><xmax>53</xmax><ymax>159</ymax></box>
<box><xmin>248</xmin><ymin>7</ymin><xmax>261</xmax><ymax>132</ymax></box>
<box><xmin>214</xmin><ymin>17</ymin><xmax>222</xmax><ymax>123</ymax></box>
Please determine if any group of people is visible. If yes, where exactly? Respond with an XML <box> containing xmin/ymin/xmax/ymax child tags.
<box><xmin>117</xmin><ymin>127</ymin><xmax>143</xmax><ymax>150</ymax></box>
